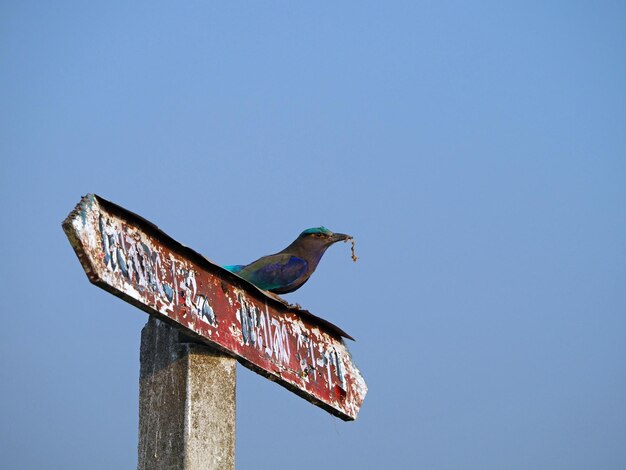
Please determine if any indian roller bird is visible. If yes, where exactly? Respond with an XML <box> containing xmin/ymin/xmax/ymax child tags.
<box><xmin>223</xmin><ymin>227</ymin><xmax>352</xmax><ymax>294</ymax></box>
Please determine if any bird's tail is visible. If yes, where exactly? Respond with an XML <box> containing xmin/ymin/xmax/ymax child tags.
<box><xmin>223</xmin><ymin>264</ymin><xmax>245</xmax><ymax>273</ymax></box>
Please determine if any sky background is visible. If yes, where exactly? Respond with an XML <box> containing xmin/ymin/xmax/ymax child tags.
<box><xmin>2</xmin><ymin>2</ymin><xmax>626</xmax><ymax>469</ymax></box>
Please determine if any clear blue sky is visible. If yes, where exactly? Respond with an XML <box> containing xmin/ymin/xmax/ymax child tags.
<box><xmin>2</xmin><ymin>2</ymin><xmax>625</xmax><ymax>469</ymax></box>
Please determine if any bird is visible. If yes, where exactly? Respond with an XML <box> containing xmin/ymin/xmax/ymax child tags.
<box><xmin>223</xmin><ymin>227</ymin><xmax>352</xmax><ymax>294</ymax></box>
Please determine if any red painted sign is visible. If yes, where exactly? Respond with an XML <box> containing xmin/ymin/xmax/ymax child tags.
<box><xmin>63</xmin><ymin>194</ymin><xmax>366</xmax><ymax>420</ymax></box>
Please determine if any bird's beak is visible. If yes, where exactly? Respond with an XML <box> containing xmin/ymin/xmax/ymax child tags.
<box><xmin>330</xmin><ymin>232</ymin><xmax>352</xmax><ymax>243</ymax></box>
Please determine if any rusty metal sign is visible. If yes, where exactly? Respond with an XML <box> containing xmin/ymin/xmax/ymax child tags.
<box><xmin>62</xmin><ymin>194</ymin><xmax>367</xmax><ymax>421</ymax></box>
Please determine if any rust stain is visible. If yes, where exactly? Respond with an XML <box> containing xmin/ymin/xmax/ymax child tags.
<box><xmin>62</xmin><ymin>194</ymin><xmax>367</xmax><ymax>421</ymax></box>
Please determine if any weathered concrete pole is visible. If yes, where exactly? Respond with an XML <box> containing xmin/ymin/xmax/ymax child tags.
<box><xmin>138</xmin><ymin>317</ymin><xmax>236</xmax><ymax>470</ymax></box>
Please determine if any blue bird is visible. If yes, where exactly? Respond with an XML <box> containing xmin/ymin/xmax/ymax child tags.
<box><xmin>224</xmin><ymin>227</ymin><xmax>352</xmax><ymax>294</ymax></box>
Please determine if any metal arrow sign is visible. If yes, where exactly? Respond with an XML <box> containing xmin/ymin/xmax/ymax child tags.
<box><xmin>62</xmin><ymin>194</ymin><xmax>367</xmax><ymax>421</ymax></box>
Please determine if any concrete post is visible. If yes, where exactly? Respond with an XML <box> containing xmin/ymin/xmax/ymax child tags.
<box><xmin>138</xmin><ymin>317</ymin><xmax>236</xmax><ymax>470</ymax></box>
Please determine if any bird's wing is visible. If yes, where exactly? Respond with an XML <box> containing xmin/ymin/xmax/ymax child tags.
<box><xmin>241</xmin><ymin>254</ymin><xmax>308</xmax><ymax>292</ymax></box>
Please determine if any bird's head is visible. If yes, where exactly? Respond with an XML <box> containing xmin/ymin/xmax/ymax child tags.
<box><xmin>297</xmin><ymin>226</ymin><xmax>352</xmax><ymax>248</ymax></box>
